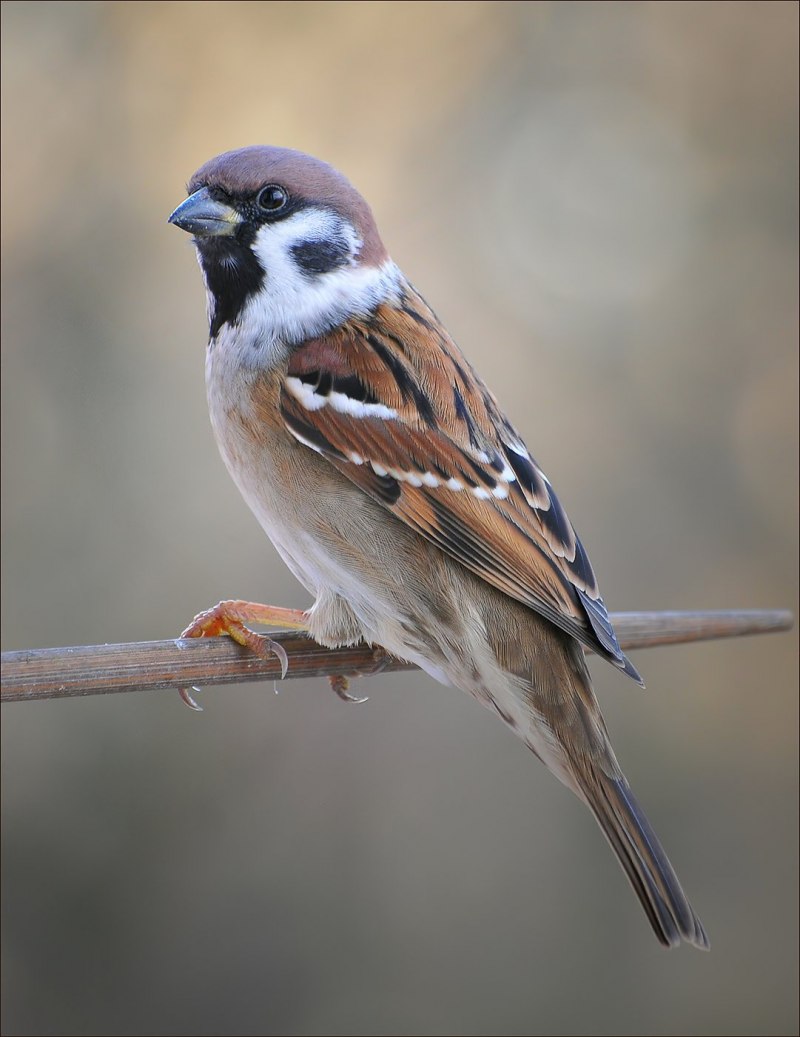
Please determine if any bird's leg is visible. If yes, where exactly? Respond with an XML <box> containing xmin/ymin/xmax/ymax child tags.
<box><xmin>177</xmin><ymin>600</ymin><xmax>373</xmax><ymax>708</ymax></box>
<box><xmin>181</xmin><ymin>599</ymin><xmax>310</xmax><ymax>640</ymax></box>
<box><xmin>178</xmin><ymin>600</ymin><xmax>309</xmax><ymax>710</ymax></box>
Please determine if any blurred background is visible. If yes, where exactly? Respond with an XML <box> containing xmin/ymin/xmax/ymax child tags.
<box><xmin>1</xmin><ymin>2</ymin><xmax>797</xmax><ymax>1034</ymax></box>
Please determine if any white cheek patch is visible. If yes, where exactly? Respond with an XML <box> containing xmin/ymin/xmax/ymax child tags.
<box><xmin>235</xmin><ymin>210</ymin><xmax>401</xmax><ymax>353</ymax></box>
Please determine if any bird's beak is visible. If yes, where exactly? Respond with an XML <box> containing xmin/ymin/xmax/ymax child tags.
<box><xmin>167</xmin><ymin>187</ymin><xmax>242</xmax><ymax>237</ymax></box>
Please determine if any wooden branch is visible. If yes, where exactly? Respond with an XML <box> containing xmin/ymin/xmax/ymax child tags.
<box><xmin>0</xmin><ymin>609</ymin><xmax>792</xmax><ymax>705</ymax></box>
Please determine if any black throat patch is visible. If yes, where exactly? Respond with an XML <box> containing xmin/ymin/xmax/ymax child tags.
<box><xmin>196</xmin><ymin>234</ymin><xmax>265</xmax><ymax>340</ymax></box>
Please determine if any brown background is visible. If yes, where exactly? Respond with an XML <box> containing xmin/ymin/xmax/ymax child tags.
<box><xmin>2</xmin><ymin>3</ymin><xmax>798</xmax><ymax>1035</ymax></box>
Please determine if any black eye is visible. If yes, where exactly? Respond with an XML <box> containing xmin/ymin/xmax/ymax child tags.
<box><xmin>257</xmin><ymin>184</ymin><xmax>288</xmax><ymax>212</ymax></box>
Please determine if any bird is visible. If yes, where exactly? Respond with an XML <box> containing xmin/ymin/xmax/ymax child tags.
<box><xmin>168</xmin><ymin>145</ymin><xmax>708</xmax><ymax>950</ymax></box>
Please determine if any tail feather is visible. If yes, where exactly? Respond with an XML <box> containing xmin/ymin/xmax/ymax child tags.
<box><xmin>484</xmin><ymin>606</ymin><xmax>707</xmax><ymax>949</ymax></box>
<box><xmin>583</xmin><ymin>770</ymin><xmax>709</xmax><ymax>950</ymax></box>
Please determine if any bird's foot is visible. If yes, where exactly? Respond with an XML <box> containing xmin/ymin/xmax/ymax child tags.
<box><xmin>328</xmin><ymin>674</ymin><xmax>369</xmax><ymax>704</ymax></box>
<box><xmin>327</xmin><ymin>645</ymin><xmax>391</xmax><ymax>704</ymax></box>
<box><xmin>178</xmin><ymin>600</ymin><xmax>309</xmax><ymax>710</ymax></box>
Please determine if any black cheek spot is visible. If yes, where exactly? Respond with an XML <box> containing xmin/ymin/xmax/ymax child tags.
<box><xmin>291</xmin><ymin>238</ymin><xmax>351</xmax><ymax>276</ymax></box>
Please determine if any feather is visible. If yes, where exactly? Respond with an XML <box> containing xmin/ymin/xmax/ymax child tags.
<box><xmin>282</xmin><ymin>284</ymin><xmax>641</xmax><ymax>682</ymax></box>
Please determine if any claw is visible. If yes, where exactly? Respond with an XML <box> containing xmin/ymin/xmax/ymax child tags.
<box><xmin>175</xmin><ymin>600</ymin><xmax>309</xmax><ymax>711</ymax></box>
<box><xmin>267</xmin><ymin>638</ymin><xmax>289</xmax><ymax>680</ymax></box>
<box><xmin>179</xmin><ymin>685</ymin><xmax>204</xmax><ymax>712</ymax></box>
<box><xmin>329</xmin><ymin>674</ymin><xmax>369</xmax><ymax>704</ymax></box>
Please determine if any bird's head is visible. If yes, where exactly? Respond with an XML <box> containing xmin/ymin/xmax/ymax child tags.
<box><xmin>168</xmin><ymin>146</ymin><xmax>398</xmax><ymax>345</ymax></box>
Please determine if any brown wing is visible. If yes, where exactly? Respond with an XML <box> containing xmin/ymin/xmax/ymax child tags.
<box><xmin>280</xmin><ymin>284</ymin><xmax>642</xmax><ymax>683</ymax></box>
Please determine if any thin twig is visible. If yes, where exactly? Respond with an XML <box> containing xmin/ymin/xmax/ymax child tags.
<box><xmin>0</xmin><ymin>609</ymin><xmax>792</xmax><ymax>704</ymax></box>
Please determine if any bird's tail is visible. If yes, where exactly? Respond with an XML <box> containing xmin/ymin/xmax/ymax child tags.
<box><xmin>515</xmin><ymin>625</ymin><xmax>709</xmax><ymax>949</ymax></box>
<box><xmin>480</xmin><ymin>600</ymin><xmax>708</xmax><ymax>948</ymax></box>
<box><xmin>577</xmin><ymin>765</ymin><xmax>709</xmax><ymax>949</ymax></box>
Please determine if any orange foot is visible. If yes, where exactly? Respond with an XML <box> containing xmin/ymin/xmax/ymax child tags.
<box><xmin>179</xmin><ymin>600</ymin><xmax>309</xmax><ymax>710</ymax></box>
<box><xmin>178</xmin><ymin>600</ymin><xmax>372</xmax><ymax>710</ymax></box>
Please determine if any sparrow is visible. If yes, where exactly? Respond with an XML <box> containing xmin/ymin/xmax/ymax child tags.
<box><xmin>168</xmin><ymin>145</ymin><xmax>708</xmax><ymax>950</ymax></box>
